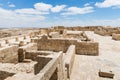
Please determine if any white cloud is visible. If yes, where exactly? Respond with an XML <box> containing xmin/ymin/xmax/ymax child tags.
<box><xmin>0</xmin><ymin>2</ymin><xmax>97</xmax><ymax>27</ymax></box>
<box><xmin>0</xmin><ymin>7</ymin><xmax>45</xmax><ymax>27</ymax></box>
<box><xmin>15</xmin><ymin>8</ymin><xmax>48</xmax><ymax>15</ymax></box>
<box><xmin>34</xmin><ymin>2</ymin><xmax>52</xmax><ymax>11</ymax></box>
<box><xmin>61</xmin><ymin>6</ymin><xmax>94</xmax><ymax>15</ymax></box>
<box><xmin>84</xmin><ymin>3</ymin><xmax>90</xmax><ymax>7</ymax></box>
<box><xmin>8</xmin><ymin>4</ymin><xmax>15</xmax><ymax>7</ymax></box>
<box><xmin>51</xmin><ymin>5</ymin><xmax>66</xmax><ymax>12</ymax></box>
<box><xmin>95</xmin><ymin>0</ymin><xmax>120</xmax><ymax>8</ymax></box>
<box><xmin>7</xmin><ymin>2</ymin><xmax>16</xmax><ymax>8</ymax></box>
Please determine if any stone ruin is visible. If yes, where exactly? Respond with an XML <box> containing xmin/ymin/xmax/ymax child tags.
<box><xmin>1</xmin><ymin>26</ymin><xmax>120</xmax><ymax>79</ymax></box>
<box><xmin>93</xmin><ymin>26</ymin><xmax>120</xmax><ymax>41</ymax></box>
<box><xmin>112</xmin><ymin>33</ymin><xmax>120</xmax><ymax>40</ymax></box>
<box><xmin>0</xmin><ymin>26</ymin><xmax>100</xmax><ymax>80</ymax></box>
<box><xmin>94</xmin><ymin>26</ymin><xmax>120</xmax><ymax>36</ymax></box>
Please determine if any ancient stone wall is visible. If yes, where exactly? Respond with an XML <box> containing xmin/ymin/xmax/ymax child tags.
<box><xmin>112</xmin><ymin>33</ymin><xmax>120</xmax><ymax>40</ymax></box>
<box><xmin>94</xmin><ymin>30</ymin><xmax>112</xmax><ymax>36</ymax></box>
<box><xmin>0</xmin><ymin>45</ymin><xmax>18</xmax><ymax>63</ymax></box>
<box><xmin>31</xmin><ymin>51</ymin><xmax>65</xmax><ymax>80</ymax></box>
<box><xmin>34</xmin><ymin>56</ymin><xmax>52</xmax><ymax>75</ymax></box>
<box><xmin>36</xmin><ymin>36</ymin><xmax>99</xmax><ymax>56</ymax></box>
<box><xmin>37</xmin><ymin>37</ymin><xmax>76</xmax><ymax>52</ymax></box>
<box><xmin>65</xmin><ymin>45</ymin><xmax>75</xmax><ymax>78</ymax></box>
<box><xmin>94</xmin><ymin>27</ymin><xmax>120</xmax><ymax>36</ymax></box>
<box><xmin>63</xmin><ymin>31</ymin><xmax>82</xmax><ymax>39</ymax></box>
<box><xmin>18</xmin><ymin>43</ymin><xmax>37</xmax><ymax>62</ymax></box>
<box><xmin>76</xmin><ymin>41</ymin><xmax>99</xmax><ymax>55</ymax></box>
<box><xmin>49</xmin><ymin>32</ymin><xmax>60</xmax><ymax>38</ymax></box>
<box><xmin>25</xmin><ymin>51</ymin><xmax>51</xmax><ymax>60</ymax></box>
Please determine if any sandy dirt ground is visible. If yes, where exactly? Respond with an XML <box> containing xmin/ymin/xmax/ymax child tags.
<box><xmin>71</xmin><ymin>31</ymin><xmax>120</xmax><ymax>80</ymax></box>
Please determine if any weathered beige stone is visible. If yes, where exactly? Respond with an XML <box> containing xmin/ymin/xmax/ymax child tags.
<box><xmin>99</xmin><ymin>70</ymin><xmax>114</xmax><ymax>78</ymax></box>
<box><xmin>0</xmin><ymin>45</ymin><xmax>18</xmax><ymax>63</ymax></box>
<box><xmin>112</xmin><ymin>33</ymin><xmax>120</xmax><ymax>40</ymax></box>
<box><xmin>65</xmin><ymin>45</ymin><xmax>75</xmax><ymax>78</ymax></box>
<box><xmin>19</xmin><ymin>41</ymin><xmax>24</xmax><ymax>47</ymax></box>
<box><xmin>31</xmin><ymin>51</ymin><xmax>64</xmax><ymax>80</ymax></box>
<box><xmin>37</xmin><ymin>36</ymin><xmax>99</xmax><ymax>55</ymax></box>
<box><xmin>15</xmin><ymin>37</ymin><xmax>19</xmax><ymax>42</ymax></box>
<box><xmin>24</xmin><ymin>35</ymin><xmax>26</xmax><ymax>39</ymax></box>
<box><xmin>18</xmin><ymin>43</ymin><xmax>37</xmax><ymax>62</ymax></box>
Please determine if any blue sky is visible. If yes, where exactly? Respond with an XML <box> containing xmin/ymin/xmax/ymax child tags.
<box><xmin>0</xmin><ymin>0</ymin><xmax>120</xmax><ymax>28</ymax></box>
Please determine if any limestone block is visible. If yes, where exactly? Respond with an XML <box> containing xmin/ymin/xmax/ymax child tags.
<box><xmin>18</xmin><ymin>48</ymin><xmax>24</xmax><ymax>62</ymax></box>
<box><xmin>15</xmin><ymin>37</ymin><xmax>19</xmax><ymax>42</ymax></box>
<box><xmin>112</xmin><ymin>33</ymin><xmax>120</xmax><ymax>40</ymax></box>
<box><xmin>19</xmin><ymin>41</ymin><xmax>24</xmax><ymax>47</ymax></box>
<box><xmin>99</xmin><ymin>69</ymin><xmax>114</xmax><ymax>78</ymax></box>
<box><xmin>18</xmin><ymin>43</ymin><xmax>37</xmax><ymax>62</ymax></box>
<box><xmin>0</xmin><ymin>45</ymin><xmax>18</xmax><ymax>63</ymax></box>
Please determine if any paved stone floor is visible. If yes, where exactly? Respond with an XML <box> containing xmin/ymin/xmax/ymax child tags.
<box><xmin>71</xmin><ymin>31</ymin><xmax>120</xmax><ymax>80</ymax></box>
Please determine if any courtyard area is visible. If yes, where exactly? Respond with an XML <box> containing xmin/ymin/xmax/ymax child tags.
<box><xmin>71</xmin><ymin>31</ymin><xmax>120</xmax><ymax>80</ymax></box>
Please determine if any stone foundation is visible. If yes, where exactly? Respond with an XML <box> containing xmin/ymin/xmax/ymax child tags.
<box><xmin>35</xmin><ymin>36</ymin><xmax>99</xmax><ymax>56</ymax></box>
<box><xmin>0</xmin><ymin>45</ymin><xmax>18</xmax><ymax>63</ymax></box>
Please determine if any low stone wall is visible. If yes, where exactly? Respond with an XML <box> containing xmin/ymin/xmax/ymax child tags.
<box><xmin>37</xmin><ymin>36</ymin><xmax>76</xmax><ymax>52</ymax></box>
<box><xmin>65</xmin><ymin>45</ymin><xmax>75</xmax><ymax>78</ymax></box>
<box><xmin>31</xmin><ymin>51</ymin><xmax>65</xmax><ymax>80</ymax></box>
<box><xmin>112</xmin><ymin>33</ymin><xmax>120</xmax><ymax>40</ymax></box>
<box><xmin>76</xmin><ymin>41</ymin><xmax>99</xmax><ymax>55</ymax></box>
<box><xmin>18</xmin><ymin>43</ymin><xmax>37</xmax><ymax>62</ymax></box>
<box><xmin>36</xmin><ymin>36</ymin><xmax>99</xmax><ymax>56</ymax></box>
<box><xmin>34</xmin><ymin>56</ymin><xmax>52</xmax><ymax>75</ymax></box>
<box><xmin>63</xmin><ymin>31</ymin><xmax>82</xmax><ymax>38</ymax></box>
<box><xmin>94</xmin><ymin>30</ymin><xmax>111</xmax><ymax>36</ymax></box>
<box><xmin>25</xmin><ymin>51</ymin><xmax>52</xmax><ymax>60</ymax></box>
<box><xmin>0</xmin><ymin>45</ymin><xmax>18</xmax><ymax>63</ymax></box>
<box><xmin>94</xmin><ymin>30</ymin><xmax>105</xmax><ymax>36</ymax></box>
<box><xmin>94</xmin><ymin>28</ymin><xmax>120</xmax><ymax>36</ymax></box>
<box><xmin>49</xmin><ymin>32</ymin><xmax>60</xmax><ymax>38</ymax></box>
